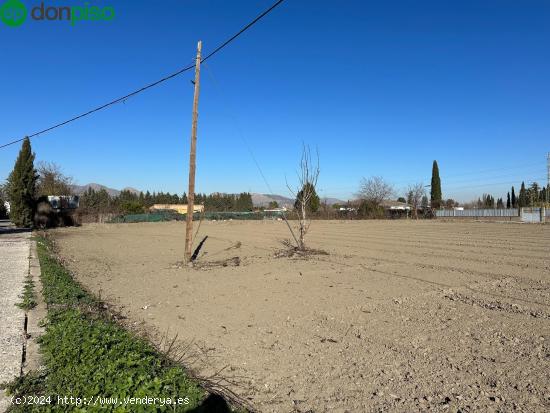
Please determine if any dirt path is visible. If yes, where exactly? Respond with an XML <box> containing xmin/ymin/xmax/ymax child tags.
<box><xmin>0</xmin><ymin>221</ymin><xmax>30</xmax><ymax>412</ymax></box>
<box><xmin>54</xmin><ymin>220</ymin><xmax>550</xmax><ymax>412</ymax></box>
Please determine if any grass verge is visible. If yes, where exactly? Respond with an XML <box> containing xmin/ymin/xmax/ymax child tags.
<box><xmin>16</xmin><ymin>276</ymin><xmax>37</xmax><ymax>311</ymax></box>
<box><xmin>5</xmin><ymin>236</ymin><xmax>236</xmax><ymax>412</ymax></box>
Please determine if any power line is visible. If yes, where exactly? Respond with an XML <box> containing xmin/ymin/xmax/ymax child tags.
<box><xmin>0</xmin><ymin>66</ymin><xmax>195</xmax><ymax>150</ymax></box>
<box><xmin>439</xmin><ymin>169</ymin><xmax>547</xmax><ymax>187</ymax></box>
<box><xmin>390</xmin><ymin>163</ymin><xmax>546</xmax><ymax>187</ymax></box>
<box><xmin>320</xmin><ymin>167</ymin><xmax>546</xmax><ymax>192</ymax></box>
<box><xmin>0</xmin><ymin>0</ymin><xmax>286</xmax><ymax>150</ymax></box>
<box><xmin>202</xmin><ymin>62</ymin><xmax>277</xmax><ymax>197</ymax></box>
<box><xmin>443</xmin><ymin>177</ymin><xmax>548</xmax><ymax>192</ymax></box>
<box><xmin>317</xmin><ymin>172</ymin><xmax>548</xmax><ymax>201</ymax></box>
<box><xmin>431</xmin><ymin>160</ymin><xmax>545</xmax><ymax>179</ymax></box>
<box><xmin>201</xmin><ymin>0</ymin><xmax>285</xmax><ymax>64</ymax></box>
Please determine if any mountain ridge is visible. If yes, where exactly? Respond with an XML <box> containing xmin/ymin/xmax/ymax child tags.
<box><xmin>70</xmin><ymin>185</ymin><xmax>345</xmax><ymax>206</ymax></box>
<box><xmin>71</xmin><ymin>183</ymin><xmax>140</xmax><ymax>197</ymax></box>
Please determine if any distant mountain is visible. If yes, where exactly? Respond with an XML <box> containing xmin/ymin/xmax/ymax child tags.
<box><xmin>251</xmin><ymin>193</ymin><xmax>344</xmax><ymax>208</ymax></box>
<box><xmin>321</xmin><ymin>197</ymin><xmax>346</xmax><ymax>206</ymax></box>
<box><xmin>121</xmin><ymin>187</ymin><xmax>141</xmax><ymax>194</ymax></box>
<box><xmin>71</xmin><ymin>183</ymin><xmax>140</xmax><ymax>197</ymax></box>
<box><xmin>251</xmin><ymin>193</ymin><xmax>293</xmax><ymax>208</ymax></box>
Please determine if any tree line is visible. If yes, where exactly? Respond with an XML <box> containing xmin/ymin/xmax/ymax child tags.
<box><xmin>79</xmin><ymin>188</ymin><xmax>254</xmax><ymax>216</ymax></box>
<box><xmin>2</xmin><ymin>138</ymin><xmax>548</xmax><ymax>227</ymax></box>
<box><xmin>1</xmin><ymin>137</ymin><xmax>256</xmax><ymax>226</ymax></box>
<box><xmin>466</xmin><ymin>182</ymin><xmax>549</xmax><ymax>209</ymax></box>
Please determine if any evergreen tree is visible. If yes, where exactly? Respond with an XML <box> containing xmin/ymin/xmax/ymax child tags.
<box><xmin>7</xmin><ymin>137</ymin><xmax>37</xmax><ymax>227</ymax></box>
<box><xmin>430</xmin><ymin>160</ymin><xmax>442</xmax><ymax>209</ymax></box>
<box><xmin>235</xmin><ymin>192</ymin><xmax>253</xmax><ymax>211</ymax></box>
<box><xmin>482</xmin><ymin>194</ymin><xmax>495</xmax><ymax>208</ymax></box>
<box><xmin>511</xmin><ymin>186</ymin><xmax>516</xmax><ymax>208</ymax></box>
<box><xmin>506</xmin><ymin>192</ymin><xmax>511</xmax><ymax>209</ymax></box>
<box><xmin>528</xmin><ymin>182</ymin><xmax>540</xmax><ymax>206</ymax></box>
<box><xmin>518</xmin><ymin>182</ymin><xmax>527</xmax><ymax>207</ymax></box>
<box><xmin>144</xmin><ymin>191</ymin><xmax>153</xmax><ymax>207</ymax></box>
<box><xmin>80</xmin><ymin>187</ymin><xmax>114</xmax><ymax>214</ymax></box>
<box><xmin>497</xmin><ymin>197</ymin><xmax>504</xmax><ymax>209</ymax></box>
<box><xmin>294</xmin><ymin>182</ymin><xmax>320</xmax><ymax>213</ymax></box>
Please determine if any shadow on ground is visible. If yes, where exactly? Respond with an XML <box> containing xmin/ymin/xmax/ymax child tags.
<box><xmin>0</xmin><ymin>220</ymin><xmax>31</xmax><ymax>235</ymax></box>
<box><xmin>189</xmin><ymin>394</ymin><xmax>231</xmax><ymax>413</ymax></box>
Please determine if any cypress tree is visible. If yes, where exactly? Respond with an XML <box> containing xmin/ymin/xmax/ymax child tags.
<box><xmin>511</xmin><ymin>186</ymin><xmax>516</xmax><ymax>208</ymax></box>
<box><xmin>518</xmin><ymin>181</ymin><xmax>527</xmax><ymax>207</ymax></box>
<box><xmin>506</xmin><ymin>192</ymin><xmax>511</xmax><ymax>209</ymax></box>
<box><xmin>7</xmin><ymin>137</ymin><xmax>37</xmax><ymax>227</ymax></box>
<box><xmin>430</xmin><ymin>160</ymin><xmax>442</xmax><ymax>209</ymax></box>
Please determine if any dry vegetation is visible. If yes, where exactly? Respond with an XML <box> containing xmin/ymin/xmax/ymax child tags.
<box><xmin>52</xmin><ymin>220</ymin><xmax>549</xmax><ymax>412</ymax></box>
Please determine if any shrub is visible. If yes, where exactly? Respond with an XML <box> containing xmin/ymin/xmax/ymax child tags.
<box><xmin>120</xmin><ymin>200</ymin><xmax>145</xmax><ymax>215</ymax></box>
<box><xmin>357</xmin><ymin>200</ymin><xmax>385</xmax><ymax>219</ymax></box>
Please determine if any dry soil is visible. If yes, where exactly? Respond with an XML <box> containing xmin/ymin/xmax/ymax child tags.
<box><xmin>53</xmin><ymin>220</ymin><xmax>549</xmax><ymax>412</ymax></box>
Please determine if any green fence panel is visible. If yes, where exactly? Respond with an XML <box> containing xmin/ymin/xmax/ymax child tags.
<box><xmin>108</xmin><ymin>210</ymin><xmax>286</xmax><ymax>224</ymax></box>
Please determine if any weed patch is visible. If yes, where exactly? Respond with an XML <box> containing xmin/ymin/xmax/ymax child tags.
<box><xmin>6</xmin><ymin>236</ymin><xmax>233</xmax><ymax>412</ymax></box>
<box><xmin>16</xmin><ymin>276</ymin><xmax>37</xmax><ymax>311</ymax></box>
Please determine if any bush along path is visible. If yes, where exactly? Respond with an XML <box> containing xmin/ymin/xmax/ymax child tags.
<box><xmin>6</xmin><ymin>236</ymin><xmax>239</xmax><ymax>412</ymax></box>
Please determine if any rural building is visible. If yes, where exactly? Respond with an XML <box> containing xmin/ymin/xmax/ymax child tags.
<box><xmin>381</xmin><ymin>200</ymin><xmax>411</xmax><ymax>218</ymax></box>
<box><xmin>150</xmin><ymin>204</ymin><xmax>204</xmax><ymax>214</ymax></box>
<box><xmin>263</xmin><ymin>207</ymin><xmax>288</xmax><ymax>212</ymax></box>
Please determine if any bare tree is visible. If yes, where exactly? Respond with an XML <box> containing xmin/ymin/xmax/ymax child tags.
<box><xmin>357</xmin><ymin>176</ymin><xmax>394</xmax><ymax>206</ymax></box>
<box><xmin>406</xmin><ymin>182</ymin><xmax>425</xmax><ymax>219</ymax></box>
<box><xmin>37</xmin><ymin>162</ymin><xmax>74</xmax><ymax>196</ymax></box>
<box><xmin>286</xmin><ymin>145</ymin><xmax>320</xmax><ymax>250</ymax></box>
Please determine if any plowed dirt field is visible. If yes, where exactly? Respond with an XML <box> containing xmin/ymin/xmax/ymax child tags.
<box><xmin>53</xmin><ymin>221</ymin><xmax>549</xmax><ymax>412</ymax></box>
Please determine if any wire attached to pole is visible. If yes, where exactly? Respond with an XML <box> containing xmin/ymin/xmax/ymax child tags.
<box><xmin>0</xmin><ymin>0</ymin><xmax>286</xmax><ymax>150</ymax></box>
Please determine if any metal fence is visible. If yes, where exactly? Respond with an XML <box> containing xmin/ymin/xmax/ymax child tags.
<box><xmin>436</xmin><ymin>209</ymin><xmax>519</xmax><ymax>218</ymax></box>
<box><xmin>520</xmin><ymin>207</ymin><xmax>547</xmax><ymax>223</ymax></box>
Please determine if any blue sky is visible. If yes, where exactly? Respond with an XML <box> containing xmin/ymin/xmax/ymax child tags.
<box><xmin>1</xmin><ymin>0</ymin><xmax>549</xmax><ymax>202</ymax></box>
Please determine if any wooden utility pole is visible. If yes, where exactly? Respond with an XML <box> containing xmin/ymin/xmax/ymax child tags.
<box><xmin>185</xmin><ymin>40</ymin><xmax>202</xmax><ymax>263</ymax></box>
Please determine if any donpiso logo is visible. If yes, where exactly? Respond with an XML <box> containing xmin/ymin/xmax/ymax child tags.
<box><xmin>0</xmin><ymin>0</ymin><xmax>114</xmax><ymax>27</ymax></box>
<box><xmin>0</xmin><ymin>0</ymin><xmax>27</xmax><ymax>27</ymax></box>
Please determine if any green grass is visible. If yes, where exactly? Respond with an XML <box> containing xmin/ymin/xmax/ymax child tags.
<box><xmin>6</xmin><ymin>236</ymin><xmax>224</xmax><ymax>412</ymax></box>
<box><xmin>16</xmin><ymin>276</ymin><xmax>37</xmax><ymax>311</ymax></box>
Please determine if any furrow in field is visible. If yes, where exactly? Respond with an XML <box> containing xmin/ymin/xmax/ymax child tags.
<box><xmin>305</xmin><ymin>229</ymin><xmax>549</xmax><ymax>254</ymax></box>
<box><xmin>305</xmin><ymin>232</ymin><xmax>550</xmax><ymax>259</ymax></box>
<box><xmin>324</xmin><ymin>242</ymin><xmax>548</xmax><ymax>272</ymax></box>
